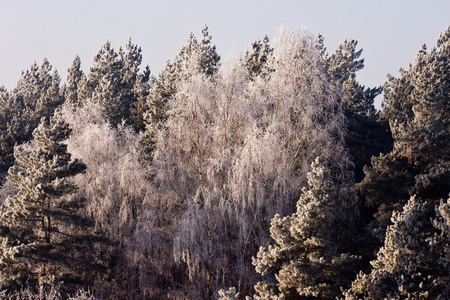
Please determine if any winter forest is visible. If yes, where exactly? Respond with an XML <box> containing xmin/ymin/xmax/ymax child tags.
<box><xmin>0</xmin><ymin>25</ymin><xmax>449</xmax><ymax>299</ymax></box>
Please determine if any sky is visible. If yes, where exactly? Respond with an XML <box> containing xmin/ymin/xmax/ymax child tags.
<box><xmin>1</xmin><ymin>0</ymin><xmax>449</xmax><ymax>109</ymax></box>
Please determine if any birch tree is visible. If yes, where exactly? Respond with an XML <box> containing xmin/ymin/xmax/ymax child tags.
<box><xmin>143</xmin><ymin>27</ymin><xmax>355</xmax><ymax>298</ymax></box>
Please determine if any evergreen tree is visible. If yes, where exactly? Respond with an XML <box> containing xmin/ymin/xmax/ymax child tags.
<box><xmin>0</xmin><ymin>87</ymin><xmax>15</xmax><ymax>181</ymax></box>
<box><xmin>175</xmin><ymin>25</ymin><xmax>221</xmax><ymax>77</ymax></box>
<box><xmin>130</xmin><ymin>65</ymin><xmax>151</xmax><ymax>132</ymax></box>
<box><xmin>87</xmin><ymin>40</ymin><xmax>125</xmax><ymax>126</ymax></box>
<box><xmin>252</xmin><ymin>158</ymin><xmax>357</xmax><ymax>299</ymax></box>
<box><xmin>143</xmin><ymin>25</ymin><xmax>220</xmax><ymax>164</ymax></box>
<box><xmin>318</xmin><ymin>35</ymin><xmax>392</xmax><ymax>184</ymax></box>
<box><xmin>0</xmin><ymin>116</ymin><xmax>101</xmax><ymax>293</ymax></box>
<box><xmin>63</xmin><ymin>55</ymin><xmax>85</xmax><ymax>107</ymax></box>
<box><xmin>142</xmin><ymin>69</ymin><xmax>172</xmax><ymax>162</ymax></box>
<box><xmin>344</xmin><ymin>196</ymin><xmax>450</xmax><ymax>299</ymax></box>
<box><xmin>83</xmin><ymin>39</ymin><xmax>150</xmax><ymax>130</ymax></box>
<box><xmin>0</xmin><ymin>59</ymin><xmax>63</xmax><ymax>182</ymax></box>
<box><xmin>360</xmin><ymin>27</ymin><xmax>450</xmax><ymax>227</ymax></box>
<box><xmin>198</xmin><ymin>25</ymin><xmax>221</xmax><ymax>77</ymax></box>
<box><xmin>244</xmin><ymin>35</ymin><xmax>273</xmax><ymax>80</ymax></box>
<box><xmin>120</xmin><ymin>38</ymin><xmax>151</xmax><ymax>132</ymax></box>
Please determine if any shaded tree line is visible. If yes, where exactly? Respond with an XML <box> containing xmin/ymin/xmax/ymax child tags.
<box><xmin>0</xmin><ymin>25</ymin><xmax>449</xmax><ymax>299</ymax></box>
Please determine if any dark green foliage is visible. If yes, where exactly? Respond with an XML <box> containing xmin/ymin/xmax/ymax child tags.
<box><xmin>244</xmin><ymin>35</ymin><xmax>273</xmax><ymax>80</ymax></box>
<box><xmin>62</xmin><ymin>55</ymin><xmax>86</xmax><ymax>107</ymax></box>
<box><xmin>319</xmin><ymin>35</ymin><xmax>393</xmax><ymax>184</ymax></box>
<box><xmin>175</xmin><ymin>25</ymin><xmax>221</xmax><ymax>77</ymax></box>
<box><xmin>83</xmin><ymin>39</ymin><xmax>150</xmax><ymax>130</ymax></box>
<box><xmin>360</xmin><ymin>27</ymin><xmax>450</xmax><ymax>226</ymax></box>
<box><xmin>142</xmin><ymin>67</ymin><xmax>174</xmax><ymax>162</ymax></box>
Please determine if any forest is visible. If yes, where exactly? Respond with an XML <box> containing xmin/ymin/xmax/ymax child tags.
<box><xmin>0</xmin><ymin>25</ymin><xmax>449</xmax><ymax>299</ymax></box>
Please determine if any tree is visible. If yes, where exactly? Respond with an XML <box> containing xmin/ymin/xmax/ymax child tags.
<box><xmin>0</xmin><ymin>116</ymin><xmax>101</xmax><ymax>293</ymax></box>
<box><xmin>60</xmin><ymin>101</ymin><xmax>153</xmax><ymax>298</ymax></box>
<box><xmin>142</xmin><ymin>66</ymin><xmax>174</xmax><ymax>162</ymax></box>
<box><xmin>344</xmin><ymin>196</ymin><xmax>450</xmax><ymax>299</ymax></box>
<box><xmin>251</xmin><ymin>158</ymin><xmax>358</xmax><ymax>299</ymax></box>
<box><xmin>86</xmin><ymin>40</ymin><xmax>125</xmax><ymax>127</ymax></box>
<box><xmin>143</xmin><ymin>27</ymin><xmax>356</xmax><ymax>298</ymax></box>
<box><xmin>317</xmin><ymin>35</ymin><xmax>391</xmax><ymax>184</ymax></box>
<box><xmin>360</xmin><ymin>27</ymin><xmax>450</xmax><ymax>227</ymax></box>
<box><xmin>143</xmin><ymin>25</ymin><xmax>221</xmax><ymax>164</ymax></box>
<box><xmin>0</xmin><ymin>87</ymin><xmax>15</xmax><ymax>181</ymax></box>
<box><xmin>175</xmin><ymin>25</ymin><xmax>221</xmax><ymax>77</ymax></box>
<box><xmin>63</xmin><ymin>55</ymin><xmax>86</xmax><ymax>107</ymax></box>
<box><xmin>120</xmin><ymin>38</ymin><xmax>150</xmax><ymax>132</ymax></box>
<box><xmin>244</xmin><ymin>35</ymin><xmax>273</xmax><ymax>80</ymax></box>
<box><xmin>83</xmin><ymin>39</ymin><xmax>151</xmax><ymax>130</ymax></box>
<box><xmin>0</xmin><ymin>59</ymin><xmax>63</xmax><ymax>182</ymax></box>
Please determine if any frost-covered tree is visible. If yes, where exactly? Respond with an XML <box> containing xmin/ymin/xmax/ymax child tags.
<box><xmin>63</xmin><ymin>55</ymin><xmax>86</xmax><ymax>107</ymax></box>
<box><xmin>16</xmin><ymin>58</ymin><xmax>64</xmax><ymax>124</ymax></box>
<box><xmin>317</xmin><ymin>35</ymin><xmax>391</xmax><ymax>184</ymax></box>
<box><xmin>251</xmin><ymin>158</ymin><xmax>358</xmax><ymax>299</ymax></box>
<box><xmin>120</xmin><ymin>39</ymin><xmax>150</xmax><ymax>132</ymax></box>
<box><xmin>244</xmin><ymin>35</ymin><xmax>273</xmax><ymax>80</ymax></box>
<box><xmin>61</xmin><ymin>101</ymin><xmax>148</xmax><ymax>242</ymax></box>
<box><xmin>175</xmin><ymin>25</ymin><xmax>221</xmax><ymax>77</ymax></box>
<box><xmin>60</xmin><ymin>101</ymin><xmax>151</xmax><ymax>298</ymax></box>
<box><xmin>246</xmin><ymin>28</ymin><xmax>356</xmax><ymax>245</ymax></box>
<box><xmin>143</xmin><ymin>25</ymin><xmax>220</xmax><ymax>164</ymax></box>
<box><xmin>0</xmin><ymin>116</ymin><xmax>100</xmax><ymax>293</ymax></box>
<box><xmin>0</xmin><ymin>59</ymin><xmax>63</xmax><ymax>181</ymax></box>
<box><xmin>86</xmin><ymin>40</ymin><xmax>125</xmax><ymax>126</ymax></box>
<box><xmin>142</xmin><ymin>68</ymin><xmax>172</xmax><ymax>162</ymax></box>
<box><xmin>84</xmin><ymin>39</ymin><xmax>150</xmax><ymax>129</ymax></box>
<box><xmin>0</xmin><ymin>87</ymin><xmax>16</xmax><ymax>181</ymax></box>
<box><xmin>344</xmin><ymin>196</ymin><xmax>450</xmax><ymax>299</ymax></box>
<box><xmin>143</xmin><ymin>27</ymin><xmax>355</xmax><ymax>298</ymax></box>
<box><xmin>360</xmin><ymin>27</ymin><xmax>450</xmax><ymax>227</ymax></box>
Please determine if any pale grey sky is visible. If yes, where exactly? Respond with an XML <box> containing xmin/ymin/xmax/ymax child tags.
<box><xmin>1</xmin><ymin>0</ymin><xmax>449</xmax><ymax>108</ymax></box>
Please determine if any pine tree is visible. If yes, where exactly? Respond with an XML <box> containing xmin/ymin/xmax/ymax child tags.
<box><xmin>198</xmin><ymin>25</ymin><xmax>221</xmax><ymax>76</ymax></box>
<box><xmin>63</xmin><ymin>55</ymin><xmax>85</xmax><ymax>107</ymax></box>
<box><xmin>130</xmin><ymin>65</ymin><xmax>151</xmax><ymax>132</ymax></box>
<box><xmin>143</xmin><ymin>26</ymin><xmax>220</xmax><ymax>164</ymax></box>
<box><xmin>360</xmin><ymin>27</ymin><xmax>450</xmax><ymax>227</ymax></box>
<box><xmin>0</xmin><ymin>59</ymin><xmax>63</xmax><ymax>182</ymax></box>
<box><xmin>120</xmin><ymin>38</ymin><xmax>151</xmax><ymax>131</ymax></box>
<box><xmin>0</xmin><ymin>116</ymin><xmax>101</xmax><ymax>293</ymax></box>
<box><xmin>83</xmin><ymin>39</ymin><xmax>150</xmax><ymax>130</ymax></box>
<box><xmin>252</xmin><ymin>158</ymin><xmax>358</xmax><ymax>299</ymax></box>
<box><xmin>86</xmin><ymin>40</ymin><xmax>125</xmax><ymax>127</ymax></box>
<box><xmin>344</xmin><ymin>196</ymin><xmax>450</xmax><ymax>299</ymax></box>
<box><xmin>20</xmin><ymin>59</ymin><xmax>64</xmax><ymax>124</ymax></box>
<box><xmin>244</xmin><ymin>35</ymin><xmax>273</xmax><ymax>80</ymax></box>
<box><xmin>142</xmin><ymin>69</ymin><xmax>172</xmax><ymax>163</ymax></box>
<box><xmin>175</xmin><ymin>25</ymin><xmax>220</xmax><ymax>77</ymax></box>
<box><xmin>318</xmin><ymin>35</ymin><xmax>391</xmax><ymax>184</ymax></box>
<box><xmin>0</xmin><ymin>87</ymin><xmax>14</xmax><ymax>181</ymax></box>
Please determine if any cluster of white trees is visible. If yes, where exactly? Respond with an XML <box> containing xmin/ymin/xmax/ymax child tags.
<box><xmin>0</xmin><ymin>25</ymin><xmax>449</xmax><ymax>299</ymax></box>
